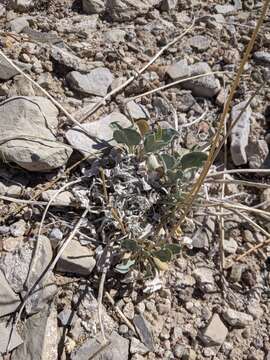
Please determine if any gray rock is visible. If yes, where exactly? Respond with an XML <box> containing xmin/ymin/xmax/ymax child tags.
<box><xmin>188</xmin><ymin>35</ymin><xmax>211</xmax><ymax>51</ymax></box>
<box><xmin>49</xmin><ymin>228</ymin><xmax>63</xmax><ymax>243</ymax></box>
<box><xmin>10</xmin><ymin>219</ymin><xmax>26</xmax><ymax>237</ymax></box>
<box><xmin>247</xmin><ymin>140</ymin><xmax>269</xmax><ymax>169</ymax></box>
<box><xmin>56</xmin><ymin>15</ymin><xmax>98</xmax><ymax>37</ymax></box>
<box><xmin>0</xmin><ymin>57</ymin><xmax>30</xmax><ymax>80</ymax></box>
<box><xmin>8</xmin><ymin>0</ymin><xmax>33</xmax><ymax>12</ymax></box>
<box><xmin>130</xmin><ymin>337</ymin><xmax>149</xmax><ymax>355</ymax></box>
<box><xmin>104</xmin><ymin>29</ymin><xmax>126</xmax><ymax>42</ymax></box>
<box><xmin>261</xmin><ymin>188</ymin><xmax>270</xmax><ymax>211</ymax></box>
<box><xmin>56</xmin><ymin>240</ymin><xmax>96</xmax><ymax>276</ymax></box>
<box><xmin>8</xmin><ymin>75</ymin><xmax>35</xmax><ymax>97</ymax></box>
<box><xmin>166</xmin><ymin>59</ymin><xmax>190</xmax><ymax>81</ymax></box>
<box><xmin>126</xmin><ymin>101</ymin><xmax>149</xmax><ymax>121</ymax></box>
<box><xmin>215</xmin><ymin>4</ymin><xmax>236</xmax><ymax>15</ymax></box>
<box><xmin>24</xmin><ymin>236</ymin><xmax>56</xmax><ymax>314</ymax></box>
<box><xmin>133</xmin><ymin>314</ymin><xmax>155</xmax><ymax>351</ymax></box>
<box><xmin>223</xmin><ymin>308</ymin><xmax>253</xmax><ymax>327</ymax></box>
<box><xmin>41</xmin><ymin>190</ymin><xmax>75</xmax><ymax>206</ymax></box>
<box><xmin>51</xmin><ymin>46</ymin><xmax>92</xmax><ymax>72</ymax></box>
<box><xmin>0</xmin><ymin>226</ymin><xmax>10</xmax><ymax>235</ymax></box>
<box><xmin>152</xmin><ymin>97</ymin><xmax>171</xmax><ymax>116</ymax></box>
<box><xmin>0</xmin><ymin>270</ymin><xmax>21</xmax><ymax>317</ymax></box>
<box><xmin>71</xmin><ymin>332</ymin><xmax>129</xmax><ymax>360</ymax></box>
<box><xmin>9</xmin><ymin>17</ymin><xmax>29</xmax><ymax>33</ymax></box>
<box><xmin>0</xmin><ymin>97</ymin><xmax>72</xmax><ymax>172</ymax></box>
<box><xmin>182</xmin><ymin>62</ymin><xmax>220</xmax><ymax>98</ymax></box>
<box><xmin>82</xmin><ymin>0</ymin><xmax>105</xmax><ymax>14</ymax></box>
<box><xmin>0</xmin><ymin>321</ymin><xmax>23</xmax><ymax>354</ymax></box>
<box><xmin>253</xmin><ymin>51</ymin><xmax>270</xmax><ymax>65</ymax></box>
<box><xmin>0</xmin><ymin>243</ymin><xmax>33</xmax><ymax>293</ymax></box>
<box><xmin>58</xmin><ymin>308</ymin><xmax>76</xmax><ymax>326</ymax></box>
<box><xmin>223</xmin><ymin>238</ymin><xmax>238</xmax><ymax>255</ymax></box>
<box><xmin>230</xmin><ymin>101</ymin><xmax>251</xmax><ymax>166</ymax></box>
<box><xmin>229</xmin><ymin>264</ymin><xmax>245</xmax><ymax>283</ymax></box>
<box><xmin>201</xmin><ymin>314</ymin><xmax>228</xmax><ymax>346</ymax></box>
<box><xmin>67</xmin><ymin>67</ymin><xmax>113</xmax><ymax>96</ymax></box>
<box><xmin>12</xmin><ymin>303</ymin><xmax>58</xmax><ymax>360</ymax></box>
<box><xmin>160</xmin><ymin>0</ymin><xmax>178</xmax><ymax>11</ymax></box>
<box><xmin>106</xmin><ymin>0</ymin><xmax>157</xmax><ymax>21</ymax></box>
<box><xmin>66</xmin><ymin>112</ymin><xmax>132</xmax><ymax>156</ymax></box>
<box><xmin>193</xmin><ymin>267</ymin><xmax>215</xmax><ymax>293</ymax></box>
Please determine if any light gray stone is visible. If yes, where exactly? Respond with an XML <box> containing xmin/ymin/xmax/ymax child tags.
<box><xmin>104</xmin><ymin>29</ymin><xmax>126</xmax><ymax>42</ymax></box>
<box><xmin>253</xmin><ymin>51</ymin><xmax>270</xmax><ymax>65</ymax></box>
<box><xmin>10</xmin><ymin>219</ymin><xmax>26</xmax><ymax>237</ymax></box>
<box><xmin>261</xmin><ymin>188</ymin><xmax>270</xmax><ymax>211</ymax></box>
<box><xmin>230</xmin><ymin>101</ymin><xmax>251</xmax><ymax>166</ymax></box>
<box><xmin>8</xmin><ymin>75</ymin><xmax>35</xmax><ymax>97</ymax></box>
<box><xmin>0</xmin><ymin>322</ymin><xmax>23</xmax><ymax>354</ymax></box>
<box><xmin>215</xmin><ymin>4</ymin><xmax>236</xmax><ymax>15</ymax></box>
<box><xmin>71</xmin><ymin>332</ymin><xmax>129</xmax><ymax>360</ymax></box>
<box><xmin>0</xmin><ymin>57</ymin><xmax>30</xmax><ymax>80</ymax></box>
<box><xmin>0</xmin><ymin>97</ymin><xmax>72</xmax><ymax>171</ymax></box>
<box><xmin>9</xmin><ymin>17</ymin><xmax>29</xmax><ymax>33</ymax></box>
<box><xmin>56</xmin><ymin>240</ymin><xmax>96</xmax><ymax>276</ymax></box>
<box><xmin>49</xmin><ymin>228</ymin><xmax>63</xmax><ymax>243</ymax></box>
<box><xmin>82</xmin><ymin>0</ymin><xmax>105</xmax><ymax>14</ymax></box>
<box><xmin>166</xmin><ymin>59</ymin><xmax>190</xmax><ymax>81</ymax></box>
<box><xmin>182</xmin><ymin>62</ymin><xmax>220</xmax><ymax>98</ymax></box>
<box><xmin>67</xmin><ymin>67</ymin><xmax>113</xmax><ymax>96</ymax></box>
<box><xmin>223</xmin><ymin>308</ymin><xmax>253</xmax><ymax>327</ymax></box>
<box><xmin>106</xmin><ymin>0</ymin><xmax>157</xmax><ymax>21</ymax></box>
<box><xmin>160</xmin><ymin>0</ymin><xmax>178</xmax><ymax>11</ymax></box>
<box><xmin>51</xmin><ymin>46</ymin><xmax>91</xmax><ymax>72</ymax></box>
<box><xmin>201</xmin><ymin>314</ymin><xmax>228</xmax><ymax>346</ymax></box>
<box><xmin>247</xmin><ymin>140</ymin><xmax>269</xmax><ymax>169</ymax></box>
<box><xmin>133</xmin><ymin>314</ymin><xmax>155</xmax><ymax>351</ymax></box>
<box><xmin>12</xmin><ymin>303</ymin><xmax>58</xmax><ymax>360</ymax></box>
<box><xmin>8</xmin><ymin>0</ymin><xmax>33</xmax><ymax>12</ymax></box>
<box><xmin>223</xmin><ymin>238</ymin><xmax>238</xmax><ymax>255</ymax></box>
<box><xmin>130</xmin><ymin>337</ymin><xmax>149</xmax><ymax>355</ymax></box>
<box><xmin>193</xmin><ymin>267</ymin><xmax>215</xmax><ymax>293</ymax></box>
<box><xmin>56</xmin><ymin>15</ymin><xmax>98</xmax><ymax>36</ymax></box>
<box><xmin>41</xmin><ymin>190</ymin><xmax>74</xmax><ymax>206</ymax></box>
<box><xmin>0</xmin><ymin>271</ymin><xmax>21</xmax><ymax>317</ymax></box>
<box><xmin>188</xmin><ymin>35</ymin><xmax>211</xmax><ymax>51</ymax></box>
<box><xmin>126</xmin><ymin>100</ymin><xmax>149</xmax><ymax>121</ymax></box>
<box><xmin>66</xmin><ymin>112</ymin><xmax>132</xmax><ymax>156</ymax></box>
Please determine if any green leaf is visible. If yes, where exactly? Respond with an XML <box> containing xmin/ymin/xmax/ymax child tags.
<box><xmin>121</xmin><ymin>239</ymin><xmax>139</xmax><ymax>252</ymax></box>
<box><xmin>159</xmin><ymin>128</ymin><xmax>178</xmax><ymax>143</ymax></box>
<box><xmin>152</xmin><ymin>249</ymin><xmax>172</xmax><ymax>262</ymax></box>
<box><xmin>180</xmin><ymin>152</ymin><xmax>208</xmax><ymax>170</ymax></box>
<box><xmin>115</xmin><ymin>259</ymin><xmax>135</xmax><ymax>274</ymax></box>
<box><xmin>160</xmin><ymin>154</ymin><xmax>175</xmax><ymax>170</ymax></box>
<box><xmin>167</xmin><ymin>169</ymin><xmax>183</xmax><ymax>183</ymax></box>
<box><xmin>164</xmin><ymin>244</ymin><xmax>181</xmax><ymax>255</ymax></box>
<box><xmin>113</xmin><ymin>128</ymin><xmax>141</xmax><ymax>147</ymax></box>
<box><xmin>146</xmin><ymin>154</ymin><xmax>161</xmax><ymax>171</ymax></box>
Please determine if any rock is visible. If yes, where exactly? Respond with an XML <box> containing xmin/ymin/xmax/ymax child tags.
<box><xmin>126</xmin><ymin>101</ymin><xmax>149</xmax><ymax>121</ymax></box>
<box><xmin>56</xmin><ymin>15</ymin><xmax>98</xmax><ymax>37</ymax></box>
<box><xmin>223</xmin><ymin>308</ymin><xmax>253</xmax><ymax>327</ymax></box>
<box><xmin>223</xmin><ymin>238</ymin><xmax>238</xmax><ymax>255</ymax></box>
<box><xmin>9</xmin><ymin>17</ymin><xmax>29</xmax><ymax>33</ymax></box>
<box><xmin>166</xmin><ymin>59</ymin><xmax>190</xmax><ymax>81</ymax></box>
<box><xmin>49</xmin><ymin>228</ymin><xmax>63</xmax><ymax>244</ymax></box>
<box><xmin>67</xmin><ymin>68</ymin><xmax>113</xmax><ymax>97</ymax></box>
<box><xmin>230</xmin><ymin>101</ymin><xmax>251</xmax><ymax>166</ymax></box>
<box><xmin>8</xmin><ymin>75</ymin><xmax>35</xmax><ymax>97</ymax></box>
<box><xmin>58</xmin><ymin>308</ymin><xmax>76</xmax><ymax>326</ymax></box>
<box><xmin>229</xmin><ymin>264</ymin><xmax>245</xmax><ymax>283</ymax></box>
<box><xmin>66</xmin><ymin>112</ymin><xmax>132</xmax><ymax>156</ymax></box>
<box><xmin>12</xmin><ymin>303</ymin><xmax>58</xmax><ymax>360</ymax></box>
<box><xmin>261</xmin><ymin>188</ymin><xmax>270</xmax><ymax>211</ymax></box>
<box><xmin>8</xmin><ymin>0</ymin><xmax>33</xmax><ymax>12</ymax></box>
<box><xmin>104</xmin><ymin>29</ymin><xmax>126</xmax><ymax>42</ymax></box>
<box><xmin>51</xmin><ymin>46</ymin><xmax>93</xmax><ymax>73</ymax></box>
<box><xmin>24</xmin><ymin>236</ymin><xmax>56</xmax><ymax>314</ymax></box>
<box><xmin>133</xmin><ymin>314</ymin><xmax>155</xmax><ymax>351</ymax></box>
<box><xmin>215</xmin><ymin>4</ymin><xmax>236</xmax><ymax>15</ymax></box>
<box><xmin>188</xmin><ymin>35</ymin><xmax>211</xmax><ymax>51</ymax></box>
<box><xmin>56</xmin><ymin>240</ymin><xmax>96</xmax><ymax>276</ymax></box>
<box><xmin>41</xmin><ymin>190</ymin><xmax>75</xmax><ymax>206</ymax></box>
<box><xmin>182</xmin><ymin>62</ymin><xmax>220</xmax><ymax>98</ymax></box>
<box><xmin>130</xmin><ymin>337</ymin><xmax>149</xmax><ymax>355</ymax></box>
<box><xmin>105</xmin><ymin>0</ymin><xmax>156</xmax><ymax>21</ymax></box>
<box><xmin>0</xmin><ymin>97</ymin><xmax>72</xmax><ymax>172</ymax></box>
<box><xmin>71</xmin><ymin>332</ymin><xmax>129</xmax><ymax>360</ymax></box>
<box><xmin>0</xmin><ymin>270</ymin><xmax>21</xmax><ymax>317</ymax></box>
<box><xmin>160</xmin><ymin>0</ymin><xmax>178</xmax><ymax>11</ymax></box>
<box><xmin>201</xmin><ymin>314</ymin><xmax>228</xmax><ymax>346</ymax></box>
<box><xmin>0</xmin><ymin>322</ymin><xmax>23</xmax><ymax>354</ymax></box>
<box><xmin>193</xmin><ymin>267</ymin><xmax>215</xmax><ymax>293</ymax></box>
<box><xmin>10</xmin><ymin>219</ymin><xmax>26</xmax><ymax>237</ymax></box>
<box><xmin>0</xmin><ymin>57</ymin><xmax>30</xmax><ymax>80</ymax></box>
<box><xmin>247</xmin><ymin>140</ymin><xmax>269</xmax><ymax>169</ymax></box>
<box><xmin>253</xmin><ymin>51</ymin><xmax>270</xmax><ymax>65</ymax></box>
<box><xmin>82</xmin><ymin>0</ymin><xmax>105</xmax><ymax>14</ymax></box>
<box><xmin>0</xmin><ymin>243</ymin><xmax>33</xmax><ymax>293</ymax></box>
